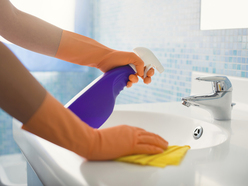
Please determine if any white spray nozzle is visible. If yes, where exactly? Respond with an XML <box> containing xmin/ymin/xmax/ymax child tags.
<box><xmin>130</xmin><ymin>47</ymin><xmax>164</xmax><ymax>78</ymax></box>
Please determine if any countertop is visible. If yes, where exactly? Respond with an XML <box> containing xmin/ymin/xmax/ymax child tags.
<box><xmin>13</xmin><ymin>101</ymin><xmax>248</xmax><ymax>186</ymax></box>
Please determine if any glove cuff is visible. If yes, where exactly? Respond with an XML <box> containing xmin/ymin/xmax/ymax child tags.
<box><xmin>55</xmin><ymin>30</ymin><xmax>113</xmax><ymax>68</ymax></box>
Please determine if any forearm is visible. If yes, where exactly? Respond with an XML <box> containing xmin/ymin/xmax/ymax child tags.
<box><xmin>0</xmin><ymin>0</ymin><xmax>62</xmax><ymax>56</ymax></box>
<box><xmin>0</xmin><ymin>42</ymin><xmax>46</xmax><ymax>123</ymax></box>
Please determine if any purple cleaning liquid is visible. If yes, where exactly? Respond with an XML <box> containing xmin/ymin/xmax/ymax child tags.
<box><xmin>67</xmin><ymin>65</ymin><xmax>135</xmax><ymax>128</ymax></box>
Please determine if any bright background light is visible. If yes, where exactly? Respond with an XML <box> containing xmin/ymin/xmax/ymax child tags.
<box><xmin>201</xmin><ymin>0</ymin><xmax>248</xmax><ymax>30</ymax></box>
<box><xmin>0</xmin><ymin>0</ymin><xmax>76</xmax><ymax>43</ymax></box>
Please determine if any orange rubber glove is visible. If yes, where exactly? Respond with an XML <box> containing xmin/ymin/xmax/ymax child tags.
<box><xmin>55</xmin><ymin>30</ymin><xmax>154</xmax><ymax>87</ymax></box>
<box><xmin>22</xmin><ymin>92</ymin><xmax>168</xmax><ymax>160</ymax></box>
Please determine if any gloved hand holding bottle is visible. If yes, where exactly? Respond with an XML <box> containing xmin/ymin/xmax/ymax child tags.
<box><xmin>55</xmin><ymin>30</ymin><xmax>154</xmax><ymax>87</ymax></box>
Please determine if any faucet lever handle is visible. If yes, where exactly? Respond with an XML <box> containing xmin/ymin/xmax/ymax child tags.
<box><xmin>196</xmin><ymin>76</ymin><xmax>233</xmax><ymax>92</ymax></box>
<box><xmin>196</xmin><ymin>76</ymin><xmax>226</xmax><ymax>82</ymax></box>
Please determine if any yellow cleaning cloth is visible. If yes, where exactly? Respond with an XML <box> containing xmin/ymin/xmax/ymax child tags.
<box><xmin>115</xmin><ymin>145</ymin><xmax>190</xmax><ymax>168</ymax></box>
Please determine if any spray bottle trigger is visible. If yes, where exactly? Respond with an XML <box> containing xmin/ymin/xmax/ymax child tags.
<box><xmin>143</xmin><ymin>64</ymin><xmax>153</xmax><ymax>78</ymax></box>
<box><xmin>133</xmin><ymin>47</ymin><xmax>164</xmax><ymax>78</ymax></box>
<box><xmin>128</xmin><ymin>63</ymin><xmax>153</xmax><ymax>78</ymax></box>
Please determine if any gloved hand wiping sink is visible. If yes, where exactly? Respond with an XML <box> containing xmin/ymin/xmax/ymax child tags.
<box><xmin>22</xmin><ymin>92</ymin><xmax>168</xmax><ymax>160</ymax></box>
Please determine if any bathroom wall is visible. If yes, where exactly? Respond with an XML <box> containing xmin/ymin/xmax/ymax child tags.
<box><xmin>93</xmin><ymin>0</ymin><xmax>248</xmax><ymax>104</ymax></box>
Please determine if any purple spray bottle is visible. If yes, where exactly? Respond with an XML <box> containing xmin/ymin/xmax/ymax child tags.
<box><xmin>65</xmin><ymin>47</ymin><xmax>164</xmax><ymax>128</ymax></box>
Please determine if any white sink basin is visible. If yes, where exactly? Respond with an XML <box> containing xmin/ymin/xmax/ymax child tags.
<box><xmin>101</xmin><ymin>111</ymin><xmax>228</xmax><ymax>149</ymax></box>
<box><xmin>12</xmin><ymin>106</ymin><xmax>236</xmax><ymax>186</ymax></box>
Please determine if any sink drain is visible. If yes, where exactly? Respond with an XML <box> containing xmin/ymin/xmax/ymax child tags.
<box><xmin>193</xmin><ymin>126</ymin><xmax>203</xmax><ymax>139</ymax></box>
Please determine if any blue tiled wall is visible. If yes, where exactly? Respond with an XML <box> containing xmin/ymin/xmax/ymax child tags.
<box><xmin>0</xmin><ymin>112</ymin><xmax>20</xmax><ymax>155</ymax></box>
<box><xmin>93</xmin><ymin>0</ymin><xmax>248</xmax><ymax>104</ymax></box>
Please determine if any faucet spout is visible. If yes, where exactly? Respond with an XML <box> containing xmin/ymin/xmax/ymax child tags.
<box><xmin>181</xmin><ymin>100</ymin><xmax>191</xmax><ymax>107</ymax></box>
<box><xmin>181</xmin><ymin>76</ymin><xmax>235</xmax><ymax>120</ymax></box>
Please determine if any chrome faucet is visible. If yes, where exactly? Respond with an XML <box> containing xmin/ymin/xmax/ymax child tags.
<box><xmin>181</xmin><ymin>76</ymin><xmax>235</xmax><ymax>120</ymax></box>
